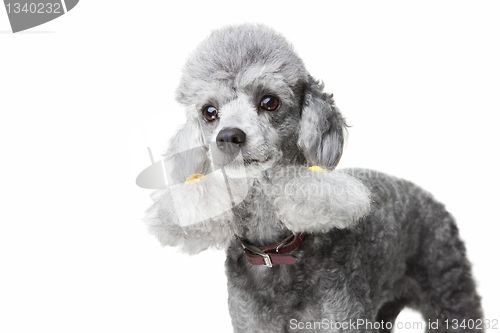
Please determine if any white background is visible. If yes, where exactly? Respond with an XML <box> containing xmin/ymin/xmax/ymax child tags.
<box><xmin>1</xmin><ymin>1</ymin><xmax>499</xmax><ymax>332</ymax></box>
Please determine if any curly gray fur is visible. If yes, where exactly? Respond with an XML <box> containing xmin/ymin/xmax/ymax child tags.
<box><xmin>145</xmin><ymin>24</ymin><xmax>483</xmax><ymax>332</ymax></box>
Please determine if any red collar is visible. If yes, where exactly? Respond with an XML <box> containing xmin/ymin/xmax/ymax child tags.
<box><xmin>237</xmin><ymin>232</ymin><xmax>307</xmax><ymax>268</ymax></box>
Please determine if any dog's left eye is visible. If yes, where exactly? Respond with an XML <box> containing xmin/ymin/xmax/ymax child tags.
<box><xmin>260</xmin><ymin>95</ymin><xmax>280</xmax><ymax>111</ymax></box>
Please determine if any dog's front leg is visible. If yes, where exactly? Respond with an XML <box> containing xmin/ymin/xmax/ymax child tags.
<box><xmin>308</xmin><ymin>282</ymin><xmax>376</xmax><ymax>333</ymax></box>
<box><xmin>228</xmin><ymin>274</ymin><xmax>377</xmax><ymax>333</ymax></box>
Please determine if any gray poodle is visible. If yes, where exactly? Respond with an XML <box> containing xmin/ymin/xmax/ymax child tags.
<box><xmin>145</xmin><ymin>24</ymin><xmax>483</xmax><ymax>332</ymax></box>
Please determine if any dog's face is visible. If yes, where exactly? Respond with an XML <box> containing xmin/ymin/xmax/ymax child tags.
<box><xmin>182</xmin><ymin>68</ymin><xmax>304</xmax><ymax>169</ymax></box>
<box><xmin>170</xmin><ymin>24</ymin><xmax>346</xmax><ymax>177</ymax></box>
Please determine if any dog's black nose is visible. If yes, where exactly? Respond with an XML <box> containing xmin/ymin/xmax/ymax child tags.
<box><xmin>216</xmin><ymin>128</ymin><xmax>246</xmax><ymax>154</ymax></box>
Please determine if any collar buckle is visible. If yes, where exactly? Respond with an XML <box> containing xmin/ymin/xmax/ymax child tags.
<box><xmin>239</xmin><ymin>242</ymin><xmax>273</xmax><ymax>267</ymax></box>
<box><xmin>261</xmin><ymin>253</ymin><xmax>273</xmax><ymax>268</ymax></box>
<box><xmin>236</xmin><ymin>232</ymin><xmax>306</xmax><ymax>267</ymax></box>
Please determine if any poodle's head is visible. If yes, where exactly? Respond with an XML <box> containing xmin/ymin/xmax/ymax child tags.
<box><xmin>174</xmin><ymin>24</ymin><xmax>346</xmax><ymax>173</ymax></box>
<box><xmin>145</xmin><ymin>25</ymin><xmax>366</xmax><ymax>254</ymax></box>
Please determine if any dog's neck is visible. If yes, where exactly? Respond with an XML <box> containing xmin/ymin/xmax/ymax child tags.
<box><xmin>231</xmin><ymin>150</ymin><xmax>308</xmax><ymax>247</ymax></box>
<box><xmin>232</xmin><ymin>177</ymin><xmax>292</xmax><ymax>247</ymax></box>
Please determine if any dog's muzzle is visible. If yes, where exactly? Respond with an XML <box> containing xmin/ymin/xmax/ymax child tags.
<box><xmin>216</xmin><ymin>127</ymin><xmax>246</xmax><ymax>154</ymax></box>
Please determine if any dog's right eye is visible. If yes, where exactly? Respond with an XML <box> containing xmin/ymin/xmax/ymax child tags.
<box><xmin>202</xmin><ymin>106</ymin><xmax>218</xmax><ymax>122</ymax></box>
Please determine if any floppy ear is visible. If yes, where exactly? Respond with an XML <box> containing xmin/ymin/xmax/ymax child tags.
<box><xmin>145</xmin><ymin>185</ymin><xmax>235</xmax><ymax>255</ymax></box>
<box><xmin>298</xmin><ymin>77</ymin><xmax>347</xmax><ymax>169</ymax></box>
<box><xmin>144</xmin><ymin>116</ymin><xmax>242</xmax><ymax>254</ymax></box>
<box><xmin>164</xmin><ymin>117</ymin><xmax>210</xmax><ymax>184</ymax></box>
<box><xmin>267</xmin><ymin>166</ymin><xmax>371</xmax><ymax>233</ymax></box>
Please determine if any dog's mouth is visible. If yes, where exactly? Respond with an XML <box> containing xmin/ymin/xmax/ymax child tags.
<box><xmin>242</xmin><ymin>156</ymin><xmax>277</xmax><ymax>175</ymax></box>
<box><xmin>244</xmin><ymin>156</ymin><xmax>272</xmax><ymax>165</ymax></box>
<box><xmin>243</xmin><ymin>149</ymin><xmax>282</xmax><ymax>170</ymax></box>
